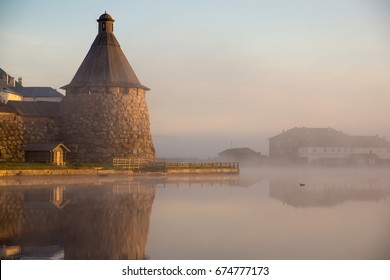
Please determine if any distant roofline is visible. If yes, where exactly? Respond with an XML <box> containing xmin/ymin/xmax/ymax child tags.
<box><xmin>268</xmin><ymin>127</ymin><xmax>390</xmax><ymax>147</ymax></box>
<box><xmin>268</xmin><ymin>127</ymin><xmax>342</xmax><ymax>140</ymax></box>
<box><xmin>15</xmin><ymin>87</ymin><xmax>64</xmax><ymax>98</ymax></box>
<box><xmin>0</xmin><ymin>67</ymin><xmax>23</xmax><ymax>88</ymax></box>
<box><xmin>1</xmin><ymin>86</ymin><xmax>20</xmax><ymax>95</ymax></box>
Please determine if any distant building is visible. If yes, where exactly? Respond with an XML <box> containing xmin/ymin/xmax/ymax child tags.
<box><xmin>10</xmin><ymin>87</ymin><xmax>63</xmax><ymax>102</ymax></box>
<box><xmin>269</xmin><ymin>127</ymin><xmax>390</xmax><ymax>165</ymax></box>
<box><xmin>0</xmin><ymin>68</ymin><xmax>63</xmax><ymax>103</ymax></box>
<box><xmin>218</xmin><ymin>147</ymin><xmax>265</xmax><ymax>165</ymax></box>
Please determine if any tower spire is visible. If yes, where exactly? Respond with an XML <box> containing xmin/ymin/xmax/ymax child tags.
<box><xmin>62</xmin><ymin>11</ymin><xmax>148</xmax><ymax>90</ymax></box>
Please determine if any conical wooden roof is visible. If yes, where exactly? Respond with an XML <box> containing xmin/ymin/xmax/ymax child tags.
<box><xmin>62</xmin><ymin>12</ymin><xmax>149</xmax><ymax>90</ymax></box>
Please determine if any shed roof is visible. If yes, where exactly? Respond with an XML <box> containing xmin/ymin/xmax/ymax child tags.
<box><xmin>62</xmin><ymin>13</ymin><xmax>149</xmax><ymax>90</ymax></box>
<box><xmin>0</xmin><ymin>103</ymin><xmax>15</xmax><ymax>114</ymax></box>
<box><xmin>25</xmin><ymin>142</ymin><xmax>70</xmax><ymax>152</ymax></box>
<box><xmin>7</xmin><ymin>101</ymin><xmax>62</xmax><ymax>117</ymax></box>
<box><xmin>16</xmin><ymin>87</ymin><xmax>64</xmax><ymax>98</ymax></box>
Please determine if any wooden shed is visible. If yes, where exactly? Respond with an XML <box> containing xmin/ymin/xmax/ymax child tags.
<box><xmin>24</xmin><ymin>142</ymin><xmax>70</xmax><ymax>165</ymax></box>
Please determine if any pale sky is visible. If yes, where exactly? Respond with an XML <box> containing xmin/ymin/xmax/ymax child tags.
<box><xmin>1</xmin><ymin>0</ymin><xmax>389</xmax><ymax>157</ymax></box>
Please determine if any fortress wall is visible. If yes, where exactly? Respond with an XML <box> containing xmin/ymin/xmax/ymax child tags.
<box><xmin>62</xmin><ymin>87</ymin><xmax>155</xmax><ymax>163</ymax></box>
<box><xmin>0</xmin><ymin>114</ymin><xmax>24</xmax><ymax>162</ymax></box>
<box><xmin>22</xmin><ymin>116</ymin><xmax>61</xmax><ymax>144</ymax></box>
<box><xmin>0</xmin><ymin>113</ymin><xmax>61</xmax><ymax>162</ymax></box>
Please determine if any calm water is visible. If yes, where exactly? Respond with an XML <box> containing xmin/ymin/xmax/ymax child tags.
<box><xmin>1</xmin><ymin>167</ymin><xmax>389</xmax><ymax>260</ymax></box>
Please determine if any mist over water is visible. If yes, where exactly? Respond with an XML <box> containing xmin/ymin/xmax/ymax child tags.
<box><xmin>153</xmin><ymin>133</ymin><xmax>270</xmax><ymax>158</ymax></box>
<box><xmin>2</xmin><ymin>167</ymin><xmax>389</xmax><ymax>260</ymax></box>
<box><xmin>147</xmin><ymin>167</ymin><xmax>390</xmax><ymax>259</ymax></box>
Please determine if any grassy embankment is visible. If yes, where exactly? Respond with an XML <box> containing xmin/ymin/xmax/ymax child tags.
<box><xmin>0</xmin><ymin>162</ymin><xmax>114</xmax><ymax>170</ymax></box>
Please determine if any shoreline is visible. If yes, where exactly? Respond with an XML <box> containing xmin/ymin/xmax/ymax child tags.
<box><xmin>0</xmin><ymin>169</ymin><xmax>133</xmax><ymax>177</ymax></box>
<box><xmin>0</xmin><ymin>167</ymin><xmax>239</xmax><ymax>177</ymax></box>
<box><xmin>0</xmin><ymin>172</ymin><xmax>240</xmax><ymax>188</ymax></box>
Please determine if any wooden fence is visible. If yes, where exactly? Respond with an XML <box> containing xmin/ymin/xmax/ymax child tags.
<box><xmin>163</xmin><ymin>162</ymin><xmax>239</xmax><ymax>169</ymax></box>
<box><xmin>112</xmin><ymin>157</ymin><xmax>154</xmax><ymax>170</ymax></box>
<box><xmin>112</xmin><ymin>157</ymin><xmax>239</xmax><ymax>171</ymax></box>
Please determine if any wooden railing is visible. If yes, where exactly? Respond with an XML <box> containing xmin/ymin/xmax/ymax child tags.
<box><xmin>112</xmin><ymin>157</ymin><xmax>154</xmax><ymax>170</ymax></box>
<box><xmin>163</xmin><ymin>162</ymin><xmax>239</xmax><ymax>169</ymax></box>
<box><xmin>113</xmin><ymin>157</ymin><xmax>239</xmax><ymax>171</ymax></box>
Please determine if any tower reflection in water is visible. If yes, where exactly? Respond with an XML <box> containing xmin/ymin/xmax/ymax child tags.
<box><xmin>0</xmin><ymin>178</ymin><xmax>156</xmax><ymax>260</ymax></box>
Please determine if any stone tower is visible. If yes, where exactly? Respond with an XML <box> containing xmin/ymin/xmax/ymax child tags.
<box><xmin>61</xmin><ymin>12</ymin><xmax>155</xmax><ymax>163</ymax></box>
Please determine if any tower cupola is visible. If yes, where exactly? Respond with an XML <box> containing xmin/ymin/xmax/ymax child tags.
<box><xmin>97</xmin><ymin>11</ymin><xmax>115</xmax><ymax>33</ymax></box>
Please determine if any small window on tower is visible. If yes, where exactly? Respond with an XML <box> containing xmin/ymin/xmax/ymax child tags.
<box><xmin>102</xmin><ymin>22</ymin><xmax>106</xmax><ymax>31</ymax></box>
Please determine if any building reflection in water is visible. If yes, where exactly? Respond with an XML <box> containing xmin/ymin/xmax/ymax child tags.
<box><xmin>0</xmin><ymin>178</ymin><xmax>156</xmax><ymax>260</ymax></box>
<box><xmin>4</xmin><ymin>171</ymin><xmax>388</xmax><ymax>260</ymax></box>
<box><xmin>63</xmin><ymin>182</ymin><xmax>156</xmax><ymax>259</ymax></box>
<box><xmin>268</xmin><ymin>171</ymin><xmax>390</xmax><ymax>208</ymax></box>
<box><xmin>0</xmin><ymin>174</ymin><xmax>239</xmax><ymax>259</ymax></box>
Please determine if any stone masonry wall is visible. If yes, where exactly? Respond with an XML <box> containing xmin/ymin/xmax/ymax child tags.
<box><xmin>62</xmin><ymin>87</ymin><xmax>155</xmax><ymax>163</ymax></box>
<box><xmin>0</xmin><ymin>114</ymin><xmax>24</xmax><ymax>162</ymax></box>
<box><xmin>0</xmin><ymin>113</ymin><xmax>61</xmax><ymax>162</ymax></box>
<box><xmin>22</xmin><ymin>116</ymin><xmax>61</xmax><ymax>144</ymax></box>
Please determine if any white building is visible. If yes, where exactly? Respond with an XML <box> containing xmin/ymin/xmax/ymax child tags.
<box><xmin>1</xmin><ymin>68</ymin><xmax>63</xmax><ymax>103</ymax></box>
<box><xmin>269</xmin><ymin>127</ymin><xmax>390</xmax><ymax>165</ymax></box>
<box><xmin>298</xmin><ymin>144</ymin><xmax>390</xmax><ymax>165</ymax></box>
